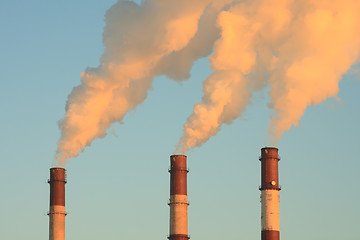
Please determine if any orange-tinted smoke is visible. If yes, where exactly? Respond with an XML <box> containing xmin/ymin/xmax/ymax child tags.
<box><xmin>177</xmin><ymin>0</ymin><xmax>360</xmax><ymax>152</ymax></box>
<box><xmin>55</xmin><ymin>0</ymin><xmax>215</xmax><ymax>166</ymax></box>
<box><xmin>268</xmin><ymin>0</ymin><xmax>360</xmax><ymax>142</ymax></box>
<box><xmin>55</xmin><ymin>0</ymin><xmax>360</xmax><ymax>161</ymax></box>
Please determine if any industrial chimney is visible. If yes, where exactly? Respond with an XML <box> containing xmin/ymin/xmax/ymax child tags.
<box><xmin>168</xmin><ymin>155</ymin><xmax>190</xmax><ymax>240</ymax></box>
<box><xmin>48</xmin><ymin>167</ymin><xmax>67</xmax><ymax>240</ymax></box>
<box><xmin>259</xmin><ymin>147</ymin><xmax>280</xmax><ymax>240</ymax></box>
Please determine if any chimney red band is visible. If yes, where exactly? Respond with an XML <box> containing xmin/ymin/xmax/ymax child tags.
<box><xmin>49</xmin><ymin>168</ymin><xmax>66</xmax><ymax>207</ymax></box>
<box><xmin>261</xmin><ymin>231</ymin><xmax>280</xmax><ymax>240</ymax></box>
<box><xmin>169</xmin><ymin>155</ymin><xmax>188</xmax><ymax>196</ymax></box>
<box><xmin>260</xmin><ymin>147</ymin><xmax>280</xmax><ymax>190</ymax></box>
<box><xmin>168</xmin><ymin>234</ymin><xmax>190</xmax><ymax>240</ymax></box>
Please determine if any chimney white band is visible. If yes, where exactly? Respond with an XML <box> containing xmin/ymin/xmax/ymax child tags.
<box><xmin>49</xmin><ymin>205</ymin><xmax>65</xmax><ymax>240</ymax></box>
<box><xmin>261</xmin><ymin>190</ymin><xmax>279</xmax><ymax>231</ymax></box>
<box><xmin>169</xmin><ymin>194</ymin><xmax>188</xmax><ymax>235</ymax></box>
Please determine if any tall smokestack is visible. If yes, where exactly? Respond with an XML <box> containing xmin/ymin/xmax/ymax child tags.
<box><xmin>168</xmin><ymin>155</ymin><xmax>189</xmax><ymax>240</ymax></box>
<box><xmin>259</xmin><ymin>147</ymin><xmax>280</xmax><ymax>240</ymax></box>
<box><xmin>48</xmin><ymin>168</ymin><xmax>67</xmax><ymax>240</ymax></box>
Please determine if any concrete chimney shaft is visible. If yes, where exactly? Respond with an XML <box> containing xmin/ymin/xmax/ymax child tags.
<box><xmin>48</xmin><ymin>168</ymin><xmax>66</xmax><ymax>240</ymax></box>
<box><xmin>168</xmin><ymin>155</ymin><xmax>189</xmax><ymax>240</ymax></box>
<box><xmin>259</xmin><ymin>147</ymin><xmax>280</xmax><ymax>240</ymax></box>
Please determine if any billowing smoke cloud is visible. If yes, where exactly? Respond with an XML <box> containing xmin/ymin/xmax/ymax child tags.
<box><xmin>56</xmin><ymin>0</ymin><xmax>360</xmax><ymax>164</ymax></box>
<box><xmin>177</xmin><ymin>0</ymin><xmax>360</xmax><ymax>153</ymax></box>
<box><xmin>55</xmin><ymin>0</ymin><xmax>234</xmax><ymax>165</ymax></box>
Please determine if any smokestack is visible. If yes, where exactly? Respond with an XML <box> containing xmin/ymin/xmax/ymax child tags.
<box><xmin>259</xmin><ymin>147</ymin><xmax>280</xmax><ymax>240</ymax></box>
<box><xmin>48</xmin><ymin>168</ymin><xmax>67</xmax><ymax>240</ymax></box>
<box><xmin>168</xmin><ymin>155</ymin><xmax>189</xmax><ymax>240</ymax></box>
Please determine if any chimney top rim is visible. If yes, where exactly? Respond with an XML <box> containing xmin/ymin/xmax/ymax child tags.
<box><xmin>261</xmin><ymin>146</ymin><xmax>278</xmax><ymax>150</ymax></box>
<box><xmin>170</xmin><ymin>154</ymin><xmax>187</xmax><ymax>157</ymax></box>
<box><xmin>50</xmin><ymin>167</ymin><xmax>66</xmax><ymax>170</ymax></box>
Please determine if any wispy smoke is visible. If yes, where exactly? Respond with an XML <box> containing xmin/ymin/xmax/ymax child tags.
<box><xmin>56</xmin><ymin>0</ymin><xmax>360</xmax><ymax>164</ymax></box>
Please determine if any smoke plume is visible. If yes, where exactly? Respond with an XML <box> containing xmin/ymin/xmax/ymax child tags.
<box><xmin>177</xmin><ymin>0</ymin><xmax>360</xmax><ymax>153</ymax></box>
<box><xmin>56</xmin><ymin>0</ymin><xmax>236</xmax><ymax>165</ymax></box>
<box><xmin>56</xmin><ymin>0</ymin><xmax>360</xmax><ymax>164</ymax></box>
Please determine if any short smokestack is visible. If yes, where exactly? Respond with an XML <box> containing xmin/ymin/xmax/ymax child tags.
<box><xmin>168</xmin><ymin>155</ymin><xmax>189</xmax><ymax>240</ymax></box>
<box><xmin>48</xmin><ymin>168</ymin><xmax>67</xmax><ymax>240</ymax></box>
<box><xmin>259</xmin><ymin>147</ymin><xmax>280</xmax><ymax>240</ymax></box>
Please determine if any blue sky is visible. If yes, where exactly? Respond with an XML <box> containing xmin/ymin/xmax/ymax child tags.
<box><xmin>1</xmin><ymin>1</ymin><xmax>359</xmax><ymax>239</ymax></box>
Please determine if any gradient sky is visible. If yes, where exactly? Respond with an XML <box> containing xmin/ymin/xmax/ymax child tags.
<box><xmin>1</xmin><ymin>1</ymin><xmax>359</xmax><ymax>240</ymax></box>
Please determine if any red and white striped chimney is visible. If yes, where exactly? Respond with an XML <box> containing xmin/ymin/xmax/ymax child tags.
<box><xmin>48</xmin><ymin>167</ymin><xmax>67</xmax><ymax>240</ymax></box>
<box><xmin>259</xmin><ymin>147</ymin><xmax>280</xmax><ymax>240</ymax></box>
<box><xmin>168</xmin><ymin>155</ymin><xmax>189</xmax><ymax>240</ymax></box>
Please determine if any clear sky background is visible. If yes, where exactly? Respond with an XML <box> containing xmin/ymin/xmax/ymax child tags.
<box><xmin>1</xmin><ymin>1</ymin><xmax>359</xmax><ymax>240</ymax></box>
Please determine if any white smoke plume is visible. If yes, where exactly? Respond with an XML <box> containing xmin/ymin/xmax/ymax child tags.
<box><xmin>55</xmin><ymin>0</ymin><xmax>233</xmax><ymax>165</ymax></box>
<box><xmin>177</xmin><ymin>0</ymin><xmax>360</xmax><ymax>153</ymax></box>
<box><xmin>56</xmin><ymin>0</ymin><xmax>360</xmax><ymax>164</ymax></box>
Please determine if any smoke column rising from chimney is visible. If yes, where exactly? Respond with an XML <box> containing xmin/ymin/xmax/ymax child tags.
<box><xmin>55</xmin><ymin>0</ymin><xmax>230</xmax><ymax>165</ymax></box>
<box><xmin>55</xmin><ymin>0</ymin><xmax>360</xmax><ymax>163</ymax></box>
<box><xmin>177</xmin><ymin>0</ymin><xmax>360</xmax><ymax>153</ymax></box>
